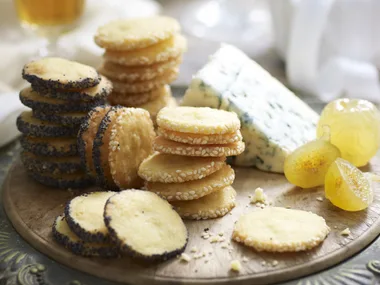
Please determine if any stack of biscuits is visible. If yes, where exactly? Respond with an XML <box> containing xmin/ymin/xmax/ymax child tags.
<box><xmin>138</xmin><ymin>106</ymin><xmax>245</xmax><ymax>220</ymax></box>
<box><xmin>94</xmin><ymin>16</ymin><xmax>187</xmax><ymax>124</ymax></box>
<box><xmin>17</xmin><ymin>57</ymin><xmax>112</xmax><ymax>189</ymax></box>
<box><xmin>78</xmin><ymin>106</ymin><xmax>155</xmax><ymax>191</ymax></box>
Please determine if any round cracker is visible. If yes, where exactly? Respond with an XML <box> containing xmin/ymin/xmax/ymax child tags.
<box><xmin>108</xmin><ymin>108</ymin><xmax>156</xmax><ymax>189</ymax></box>
<box><xmin>172</xmin><ymin>186</ymin><xmax>236</xmax><ymax>220</ymax></box>
<box><xmin>103</xmin><ymin>34</ymin><xmax>187</xmax><ymax>66</ymax></box>
<box><xmin>20</xmin><ymin>87</ymin><xmax>105</xmax><ymax>113</ymax></box>
<box><xmin>95</xmin><ymin>16</ymin><xmax>180</xmax><ymax>51</ymax></box>
<box><xmin>157</xmin><ymin>107</ymin><xmax>241</xmax><ymax>135</ymax></box>
<box><xmin>157</xmin><ymin>128</ymin><xmax>243</xmax><ymax>145</ymax></box>
<box><xmin>22</xmin><ymin>57</ymin><xmax>100</xmax><ymax>90</ymax></box>
<box><xmin>32</xmin><ymin>75</ymin><xmax>112</xmax><ymax>101</ymax></box>
<box><xmin>33</xmin><ymin>110</ymin><xmax>88</xmax><ymax>126</ymax></box>
<box><xmin>153</xmin><ymin>136</ymin><xmax>245</xmax><ymax>157</ymax></box>
<box><xmin>53</xmin><ymin>215</ymin><xmax>119</xmax><ymax>258</ymax></box>
<box><xmin>232</xmin><ymin>207</ymin><xmax>330</xmax><ymax>252</ymax></box>
<box><xmin>93</xmin><ymin>106</ymin><xmax>124</xmax><ymax>190</ymax></box>
<box><xmin>78</xmin><ymin>106</ymin><xmax>111</xmax><ymax>177</ymax></box>
<box><xmin>27</xmin><ymin>170</ymin><xmax>92</xmax><ymax>189</ymax></box>
<box><xmin>138</xmin><ymin>86</ymin><xmax>175</xmax><ymax>121</ymax></box>
<box><xmin>138</xmin><ymin>152</ymin><xmax>226</xmax><ymax>183</ymax></box>
<box><xmin>17</xmin><ymin>111</ymin><xmax>79</xmax><ymax>137</ymax></box>
<box><xmin>112</xmin><ymin>69</ymin><xmax>178</xmax><ymax>94</ymax></box>
<box><xmin>21</xmin><ymin>151</ymin><xmax>83</xmax><ymax>175</ymax></box>
<box><xmin>108</xmin><ymin>92</ymin><xmax>153</xmax><ymax>106</ymax></box>
<box><xmin>20</xmin><ymin>136</ymin><xmax>78</xmax><ymax>157</ymax></box>
<box><xmin>99</xmin><ymin>57</ymin><xmax>182</xmax><ymax>82</ymax></box>
<box><xmin>107</xmin><ymin>86</ymin><xmax>166</xmax><ymax>107</ymax></box>
<box><xmin>146</xmin><ymin>164</ymin><xmax>234</xmax><ymax>201</ymax></box>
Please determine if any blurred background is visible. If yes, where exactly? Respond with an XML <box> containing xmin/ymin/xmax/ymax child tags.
<box><xmin>1</xmin><ymin>0</ymin><xmax>380</xmax><ymax>106</ymax></box>
<box><xmin>1</xmin><ymin>0</ymin><xmax>380</xmax><ymax>102</ymax></box>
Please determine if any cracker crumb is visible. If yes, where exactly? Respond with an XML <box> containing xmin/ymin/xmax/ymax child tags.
<box><xmin>272</xmin><ymin>260</ymin><xmax>279</xmax><ymax>267</ymax></box>
<box><xmin>218</xmin><ymin>232</ymin><xmax>224</xmax><ymax>236</ymax></box>
<box><xmin>334</xmin><ymin>225</ymin><xmax>338</xmax><ymax>229</ymax></box>
<box><xmin>210</xmin><ymin>235</ymin><xmax>225</xmax><ymax>243</ymax></box>
<box><xmin>193</xmin><ymin>252</ymin><xmax>205</xmax><ymax>259</ymax></box>
<box><xmin>316</xmin><ymin>197</ymin><xmax>324</xmax><ymax>202</ymax></box>
<box><xmin>221</xmin><ymin>242</ymin><xmax>229</xmax><ymax>249</ymax></box>
<box><xmin>201</xmin><ymin>232</ymin><xmax>210</xmax><ymax>239</ymax></box>
<box><xmin>250</xmin><ymin>187</ymin><xmax>268</xmax><ymax>204</ymax></box>
<box><xmin>190</xmin><ymin>246</ymin><xmax>198</xmax><ymax>253</ymax></box>
<box><xmin>230</xmin><ymin>260</ymin><xmax>241</xmax><ymax>272</ymax></box>
<box><xmin>179</xmin><ymin>253</ymin><xmax>191</xmax><ymax>262</ymax></box>
<box><xmin>242</xmin><ymin>256</ymin><xmax>249</xmax><ymax>263</ymax></box>
<box><xmin>341</xmin><ymin>228</ymin><xmax>351</xmax><ymax>236</ymax></box>
<box><xmin>261</xmin><ymin>261</ymin><xmax>266</xmax><ymax>266</ymax></box>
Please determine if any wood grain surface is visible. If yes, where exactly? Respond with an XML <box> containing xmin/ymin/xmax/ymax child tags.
<box><xmin>3</xmin><ymin>158</ymin><xmax>380</xmax><ymax>285</ymax></box>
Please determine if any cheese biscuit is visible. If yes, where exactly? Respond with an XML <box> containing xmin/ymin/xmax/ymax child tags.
<box><xmin>138</xmin><ymin>152</ymin><xmax>226</xmax><ymax>183</ymax></box>
<box><xmin>95</xmin><ymin>16</ymin><xmax>180</xmax><ymax>51</ymax></box>
<box><xmin>232</xmin><ymin>207</ymin><xmax>330</xmax><ymax>252</ymax></box>
<box><xmin>146</xmin><ymin>164</ymin><xmax>234</xmax><ymax>201</ymax></box>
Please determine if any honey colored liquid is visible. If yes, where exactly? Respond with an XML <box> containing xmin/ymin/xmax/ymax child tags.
<box><xmin>15</xmin><ymin>0</ymin><xmax>85</xmax><ymax>27</ymax></box>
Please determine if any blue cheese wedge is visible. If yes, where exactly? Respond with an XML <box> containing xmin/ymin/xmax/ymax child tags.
<box><xmin>182</xmin><ymin>44</ymin><xmax>319</xmax><ymax>173</ymax></box>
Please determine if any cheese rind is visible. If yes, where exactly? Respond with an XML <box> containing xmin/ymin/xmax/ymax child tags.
<box><xmin>182</xmin><ymin>44</ymin><xmax>319</xmax><ymax>173</ymax></box>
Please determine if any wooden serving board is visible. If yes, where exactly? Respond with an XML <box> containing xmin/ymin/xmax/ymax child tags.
<box><xmin>3</xmin><ymin>158</ymin><xmax>380</xmax><ymax>285</ymax></box>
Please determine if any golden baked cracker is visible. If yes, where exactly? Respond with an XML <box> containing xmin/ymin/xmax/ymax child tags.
<box><xmin>138</xmin><ymin>87</ymin><xmax>176</xmax><ymax>122</ymax></box>
<box><xmin>157</xmin><ymin>107</ymin><xmax>241</xmax><ymax>135</ymax></box>
<box><xmin>103</xmin><ymin>34</ymin><xmax>186</xmax><ymax>66</ymax></box>
<box><xmin>232</xmin><ymin>207</ymin><xmax>330</xmax><ymax>252</ymax></box>
<box><xmin>112</xmin><ymin>69</ymin><xmax>178</xmax><ymax>94</ymax></box>
<box><xmin>93</xmin><ymin>106</ymin><xmax>124</xmax><ymax>190</ymax></box>
<box><xmin>171</xmin><ymin>186</ymin><xmax>236</xmax><ymax>220</ymax></box>
<box><xmin>21</xmin><ymin>151</ymin><xmax>83</xmax><ymax>175</ymax></box>
<box><xmin>138</xmin><ymin>152</ymin><xmax>226</xmax><ymax>183</ymax></box>
<box><xmin>78</xmin><ymin>106</ymin><xmax>111</xmax><ymax>177</ymax></box>
<box><xmin>157</xmin><ymin>128</ymin><xmax>243</xmax><ymax>145</ymax></box>
<box><xmin>20</xmin><ymin>87</ymin><xmax>105</xmax><ymax>113</ymax></box>
<box><xmin>95</xmin><ymin>16</ymin><xmax>180</xmax><ymax>51</ymax></box>
<box><xmin>33</xmin><ymin>110</ymin><xmax>88</xmax><ymax>126</ymax></box>
<box><xmin>99</xmin><ymin>57</ymin><xmax>182</xmax><ymax>82</ymax></box>
<box><xmin>146</xmin><ymin>164</ymin><xmax>235</xmax><ymax>201</ymax></box>
<box><xmin>28</xmin><ymin>170</ymin><xmax>92</xmax><ymax>189</ymax></box>
<box><xmin>108</xmin><ymin>92</ymin><xmax>152</xmax><ymax>106</ymax></box>
<box><xmin>20</xmin><ymin>136</ymin><xmax>78</xmax><ymax>157</ymax></box>
<box><xmin>17</xmin><ymin>111</ymin><xmax>79</xmax><ymax>137</ymax></box>
<box><xmin>107</xmin><ymin>85</ymin><xmax>167</xmax><ymax>107</ymax></box>
<box><xmin>153</xmin><ymin>136</ymin><xmax>245</xmax><ymax>157</ymax></box>
<box><xmin>22</xmin><ymin>57</ymin><xmax>100</xmax><ymax>90</ymax></box>
<box><xmin>108</xmin><ymin>108</ymin><xmax>156</xmax><ymax>189</ymax></box>
<box><xmin>33</xmin><ymin>75</ymin><xmax>112</xmax><ymax>101</ymax></box>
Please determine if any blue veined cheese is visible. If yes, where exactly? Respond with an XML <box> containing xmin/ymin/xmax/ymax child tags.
<box><xmin>182</xmin><ymin>44</ymin><xmax>319</xmax><ymax>173</ymax></box>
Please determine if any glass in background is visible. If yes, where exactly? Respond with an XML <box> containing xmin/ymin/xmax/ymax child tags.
<box><xmin>14</xmin><ymin>0</ymin><xmax>86</xmax><ymax>57</ymax></box>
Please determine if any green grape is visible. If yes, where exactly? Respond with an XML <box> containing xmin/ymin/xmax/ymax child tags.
<box><xmin>317</xmin><ymin>98</ymin><xmax>380</xmax><ymax>167</ymax></box>
<box><xmin>325</xmin><ymin>158</ymin><xmax>373</xmax><ymax>211</ymax></box>
<box><xmin>284</xmin><ymin>132</ymin><xmax>341</xmax><ymax>188</ymax></box>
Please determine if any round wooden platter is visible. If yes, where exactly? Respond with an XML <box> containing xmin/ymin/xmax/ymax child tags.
<box><xmin>2</xmin><ymin>158</ymin><xmax>380</xmax><ymax>285</ymax></box>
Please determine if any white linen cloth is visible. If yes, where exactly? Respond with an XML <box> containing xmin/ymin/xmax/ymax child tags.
<box><xmin>269</xmin><ymin>0</ymin><xmax>380</xmax><ymax>103</ymax></box>
<box><xmin>0</xmin><ymin>0</ymin><xmax>160</xmax><ymax>147</ymax></box>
